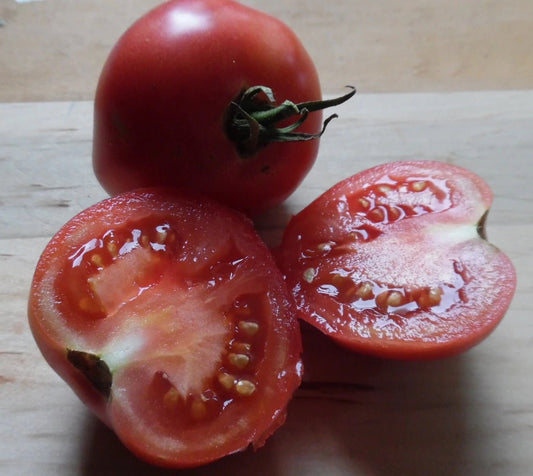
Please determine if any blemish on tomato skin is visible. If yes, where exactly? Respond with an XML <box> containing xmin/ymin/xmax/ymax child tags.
<box><xmin>66</xmin><ymin>349</ymin><xmax>112</xmax><ymax>398</ymax></box>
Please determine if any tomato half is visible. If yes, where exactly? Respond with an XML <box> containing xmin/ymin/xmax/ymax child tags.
<box><xmin>277</xmin><ymin>161</ymin><xmax>516</xmax><ymax>360</ymax></box>
<box><xmin>28</xmin><ymin>189</ymin><xmax>302</xmax><ymax>468</ymax></box>
<box><xmin>92</xmin><ymin>0</ymin><xmax>353</xmax><ymax>216</ymax></box>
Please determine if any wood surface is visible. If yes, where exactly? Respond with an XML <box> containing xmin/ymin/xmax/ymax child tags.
<box><xmin>1</xmin><ymin>0</ymin><xmax>533</xmax><ymax>101</ymax></box>
<box><xmin>1</xmin><ymin>91</ymin><xmax>532</xmax><ymax>475</ymax></box>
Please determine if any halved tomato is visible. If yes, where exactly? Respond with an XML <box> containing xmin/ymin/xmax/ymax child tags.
<box><xmin>277</xmin><ymin>161</ymin><xmax>516</xmax><ymax>360</ymax></box>
<box><xmin>28</xmin><ymin>189</ymin><xmax>302</xmax><ymax>468</ymax></box>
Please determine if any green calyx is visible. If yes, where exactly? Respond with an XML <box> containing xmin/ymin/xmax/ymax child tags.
<box><xmin>226</xmin><ymin>85</ymin><xmax>356</xmax><ymax>157</ymax></box>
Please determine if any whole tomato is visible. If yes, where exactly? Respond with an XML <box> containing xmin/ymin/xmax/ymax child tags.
<box><xmin>92</xmin><ymin>0</ymin><xmax>353</xmax><ymax>215</ymax></box>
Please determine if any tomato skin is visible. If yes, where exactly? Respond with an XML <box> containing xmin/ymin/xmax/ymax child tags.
<box><xmin>92</xmin><ymin>0</ymin><xmax>323</xmax><ymax>216</ymax></box>
<box><xmin>28</xmin><ymin>189</ymin><xmax>302</xmax><ymax>468</ymax></box>
<box><xmin>277</xmin><ymin>161</ymin><xmax>517</xmax><ymax>360</ymax></box>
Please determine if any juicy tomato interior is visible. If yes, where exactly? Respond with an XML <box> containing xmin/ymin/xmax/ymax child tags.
<box><xmin>278</xmin><ymin>161</ymin><xmax>516</xmax><ymax>360</ymax></box>
<box><xmin>28</xmin><ymin>190</ymin><xmax>302</xmax><ymax>468</ymax></box>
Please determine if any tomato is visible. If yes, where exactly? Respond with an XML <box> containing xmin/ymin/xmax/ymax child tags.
<box><xmin>277</xmin><ymin>161</ymin><xmax>516</xmax><ymax>360</ymax></box>
<box><xmin>92</xmin><ymin>0</ymin><xmax>354</xmax><ymax>216</ymax></box>
<box><xmin>28</xmin><ymin>189</ymin><xmax>302</xmax><ymax>468</ymax></box>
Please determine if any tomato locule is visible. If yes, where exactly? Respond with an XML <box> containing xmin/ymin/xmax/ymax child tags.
<box><xmin>92</xmin><ymin>0</ymin><xmax>354</xmax><ymax>216</ymax></box>
<box><xmin>277</xmin><ymin>161</ymin><xmax>516</xmax><ymax>360</ymax></box>
<box><xmin>28</xmin><ymin>189</ymin><xmax>302</xmax><ymax>468</ymax></box>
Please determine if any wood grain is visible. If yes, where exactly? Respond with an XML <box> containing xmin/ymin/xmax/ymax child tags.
<box><xmin>1</xmin><ymin>91</ymin><xmax>532</xmax><ymax>475</ymax></box>
<box><xmin>1</xmin><ymin>0</ymin><xmax>532</xmax><ymax>101</ymax></box>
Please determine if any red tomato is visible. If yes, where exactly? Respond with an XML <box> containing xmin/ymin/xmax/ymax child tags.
<box><xmin>28</xmin><ymin>189</ymin><xmax>302</xmax><ymax>468</ymax></box>
<box><xmin>92</xmin><ymin>0</ymin><xmax>353</xmax><ymax>216</ymax></box>
<box><xmin>277</xmin><ymin>161</ymin><xmax>516</xmax><ymax>360</ymax></box>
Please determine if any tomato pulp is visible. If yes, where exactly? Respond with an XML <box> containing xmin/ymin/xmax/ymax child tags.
<box><xmin>277</xmin><ymin>161</ymin><xmax>516</xmax><ymax>360</ymax></box>
<box><xmin>28</xmin><ymin>189</ymin><xmax>302</xmax><ymax>468</ymax></box>
<box><xmin>92</xmin><ymin>0</ymin><xmax>352</xmax><ymax>216</ymax></box>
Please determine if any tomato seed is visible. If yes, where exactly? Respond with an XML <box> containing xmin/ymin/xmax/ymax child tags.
<box><xmin>190</xmin><ymin>398</ymin><xmax>207</xmax><ymax>420</ymax></box>
<box><xmin>78</xmin><ymin>295</ymin><xmax>103</xmax><ymax>314</ymax></box>
<box><xmin>235</xmin><ymin>379</ymin><xmax>256</xmax><ymax>396</ymax></box>
<box><xmin>90</xmin><ymin>254</ymin><xmax>104</xmax><ymax>268</ymax></box>
<box><xmin>387</xmin><ymin>290</ymin><xmax>404</xmax><ymax>307</ymax></box>
<box><xmin>359</xmin><ymin>198</ymin><xmax>370</xmax><ymax>209</ymax></box>
<box><xmin>317</xmin><ymin>242</ymin><xmax>334</xmax><ymax>253</ymax></box>
<box><xmin>163</xmin><ymin>386</ymin><xmax>181</xmax><ymax>410</ymax></box>
<box><xmin>356</xmin><ymin>282</ymin><xmax>374</xmax><ymax>300</ymax></box>
<box><xmin>155</xmin><ymin>230</ymin><xmax>167</xmax><ymax>244</ymax></box>
<box><xmin>238</xmin><ymin>321</ymin><xmax>259</xmax><ymax>336</ymax></box>
<box><xmin>411</xmin><ymin>180</ymin><xmax>428</xmax><ymax>192</ymax></box>
<box><xmin>228</xmin><ymin>353</ymin><xmax>250</xmax><ymax>370</ymax></box>
<box><xmin>140</xmin><ymin>234</ymin><xmax>151</xmax><ymax>248</ymax></box>
<box><xmin>368</xmin><ymin>207</ymin><xmax>385</xmax><ymax>223</ymax></box>
<box><xmin>303</xmin><ymin>268</ymin><xmax>316</xmax><ymax>283</ymax></box>
<box><xmin>388</xmin><ymin>206</ymin><xmax>403</xmax><ymax>221</ymax></box>
<box><xmin>377</xmin><ymin>185</ymin><xmax>392</xmax><ymax>195</ymax></box>
<box><xmin>417</xmin><ymin>287</ymin><xmax>443</xmax><ymax>309</ymax></box>
<box><xmin>217</xmin><ymin>373</ymin><xmax>236</xmax><ymax>391</ymax></box>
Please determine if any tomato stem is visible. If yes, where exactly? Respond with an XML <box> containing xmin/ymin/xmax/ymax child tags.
<box><xmin>226</xmin><ymin>85</ymin><xmax>356</xmax><ymax>157</ymax></box>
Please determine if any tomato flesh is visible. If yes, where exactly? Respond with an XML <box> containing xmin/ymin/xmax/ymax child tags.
<box><xmin>278</xmin><ymin>161</ymin><xmax>516</xmax><ymax>360</ymax></box>
<box><xmin>28</xmin><ymin>189</ymin><xmax>302</xmax><ymax>468</ymax></box>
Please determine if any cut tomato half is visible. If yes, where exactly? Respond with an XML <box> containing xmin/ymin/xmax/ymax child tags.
<box><xmin>277</xmin><ymin>161</ymin><xmax>516</xmax><ymax>360</ymax></box>
<box><xmin>28</xmin><ymin>189</ymin><xmax>302</xmax><ymax>468</ymax></box>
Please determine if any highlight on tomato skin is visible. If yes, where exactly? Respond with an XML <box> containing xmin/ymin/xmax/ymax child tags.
<box><xmin>277</xmin><ymin>160</ymin><xmax>517</xmax><ymax>360</ymax></box>
<box><xmin>27</xmin><ymin>188</ymin><xmax>303</xmax><ymax>469</ymax></box>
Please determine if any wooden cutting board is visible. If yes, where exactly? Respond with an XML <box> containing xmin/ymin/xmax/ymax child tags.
<box><xmin>1</xmin><ymin>90</ymin><xmax>532</xmax><ymax>476</ymax></box>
